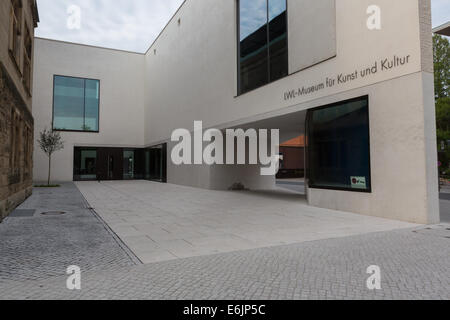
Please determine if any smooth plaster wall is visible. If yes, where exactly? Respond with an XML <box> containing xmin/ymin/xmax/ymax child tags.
<box><xmin>166</xmin><ymin>135</ymin><xmax>276</xmax><ymax>190</ymax></box>
<box><xmin>32</xmin><ymin>39</ymin><xmax>145</xmax><ymax>182</ymax></box>
<box><xmin>143</xmin><ymin>0</ymin><xmax>423</xmax><ymax>144</ymax></box>
<box><xmin>141</xmin><ymin>0</ymin><xmax>437</xmax><ymax>223</ymax></box>
<box><xmin>288</xmin><ymin>0</ymin><xmax>336</xmax><ymax>73</ymax></box>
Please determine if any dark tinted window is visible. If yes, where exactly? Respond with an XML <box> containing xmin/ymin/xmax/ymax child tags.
<box><xmin>307</xmin><ymin>97</ymin><xmax>371</xmax><ymax>192</ymax></box>
<box><xmin>145</xmin><ymin>144</ymin><xmax>167</xmax><ymax>182</ymax></box>
<box><xmin>53</xmin><ymin>76</ymin><xmax>99</xmax><ymax>132</ymax></box>
<box><xmin>238</xmin><ymin>0</ymin><xmax>288</xmax><ymax>94</ymax></box>
<box><xmin>268</xmin><ymin>0</ymin><xmax>288</xmax><ymax>82</ymax></box>
<box><xmin>73</xmin><ymin>148</ymin><xmax>97</xmax><ymax>181</ymax></box>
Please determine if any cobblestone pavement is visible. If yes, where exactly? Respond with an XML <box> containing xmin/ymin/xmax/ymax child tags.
<box><xmin>0</xmin><ymin>183</ymin><xmax>137</xmax><ymax>288</ymax></box>
<box><xmin>1</xmin><ymin>183</ymin><xmax>449</xmax><ymax>300</ymax></box>
<box><xmin>1</xmin><ymin>223</ymin><xmax>449</xmax><ymax>300</ymax></box>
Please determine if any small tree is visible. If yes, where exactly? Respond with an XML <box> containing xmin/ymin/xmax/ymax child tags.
<box><xmin>38</xmin><ymin>128</ymin><xmax>64</xmax><ymax>186</ymax></box>
<box><xmin>433</xmin><ymin>34</ymin><xmax>450</xmax><ymax>99</ymax></box>
<box><xmin>434</xmin><ymin>35</ymin><xmax>450</xmax><ymax>175</ymax></box>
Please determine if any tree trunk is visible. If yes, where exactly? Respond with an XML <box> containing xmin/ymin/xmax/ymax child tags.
<box><xmin>48</xmin><ymin>154</ymin><xmax>51</xmax><ymax>186</ymax></box>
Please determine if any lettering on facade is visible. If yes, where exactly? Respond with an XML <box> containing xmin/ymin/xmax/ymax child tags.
<box><xmin>284</xmin><ymin>55</ymin><xmax>411</xmax><ymax>101</ymax></box>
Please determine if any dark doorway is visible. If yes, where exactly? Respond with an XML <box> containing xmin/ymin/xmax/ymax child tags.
<box><xmin>97</xmin><ymin>148</ymin><xmax>123</xmax><ymax>181</ymax></box>
<box><xmin>74</xmin><ymin>148</ymin><xmax>98</xmax><ymax>181</ymax></box>
<box><xmin>145</xmin><ymin>144</ymin><xmax>167</xmax><ymax>182</ymax></box>
<box><xmin>74</xmin><ymin>146</ymin><xmax>166</xmax><ymax>182</ymax></box>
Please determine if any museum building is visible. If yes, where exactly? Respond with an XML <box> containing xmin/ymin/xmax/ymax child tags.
<box><xmin>31</xmin><ymin>0</ymin><xmax>439</xmax><ymax>224</ymax></box>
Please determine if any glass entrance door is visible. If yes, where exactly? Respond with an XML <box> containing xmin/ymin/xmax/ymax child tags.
<box><xmin>123</xmin><ymin>150</ymin><xmax>135</xmax><ymax>180</ymax></box>
<box><xmin>73</xmin><ymin>146</ymin><xmax>165</xmax><ymax>182</ymax></box>
<box><xmin>145</xmin><ymin>144</ymin><xmax>167</xmax><ymax>182</ymax></box>
<box><xmin>97</xmin><ymin>148</ymin><xmax>123</xmax><ymax>181</ymax></box>
<box><xmin>74</xmin><ymin>148</ymin><xmax>97</xmax><ymax>181</ymax></box>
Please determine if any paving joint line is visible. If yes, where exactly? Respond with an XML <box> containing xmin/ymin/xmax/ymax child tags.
<box><xmin>75</xmin><ymin>184</ymin><xmax>143</xmax><ymax>266</ymax></box>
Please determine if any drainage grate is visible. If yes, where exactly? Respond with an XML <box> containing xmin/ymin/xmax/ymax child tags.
<box><xmin>40</xmin><ymin>211</ymin><xmax>66</xmax><ymax>216</ymax></box>
<box><xmin>9</xmin><ymin>209</ymin><xmax>36</xmax><ymax>217</ymax></box>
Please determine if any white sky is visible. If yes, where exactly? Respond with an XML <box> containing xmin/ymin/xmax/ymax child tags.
<box><xmin>35</xmin><ymin>0</ymin><xmax>450</xmax><ymax>53</ymax></box>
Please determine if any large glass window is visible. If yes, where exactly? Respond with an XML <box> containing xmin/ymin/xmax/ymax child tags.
<box><xmin>74</xmin><ymin>148</ymin><xmax>97</xmax><ymax>181</ymax></box>
<box><xmin>307</xmin><ymin>96</ymin><xmax>371</xmax><ymax>192</ymax></box>
<box><xmin>53</xmin><ymin>75</ymin><xmax>100</xmax><ymax>132</ymax></box>
<box><xmin>238</xmin><ymin>0</ymin><xmax>288</xmax><ymax>94</ymax></box>
<box><xmin>123</xmin><ymin>150</ymin><xmax>135</xmax><ymax>180</ymax></box>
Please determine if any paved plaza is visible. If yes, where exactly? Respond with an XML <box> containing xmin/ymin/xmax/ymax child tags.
<box><xmin>0</xmin><ymin>182</ymin><xmax>449</xmax><ymax>300</ymax></box>
<box><xmin>76</xmin><ymin>181</ymin><xmax>417</xmax><ymax>264</ymax></box>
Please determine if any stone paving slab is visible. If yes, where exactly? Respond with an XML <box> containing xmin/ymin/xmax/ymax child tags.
<box><xmin>76</xmin><ymin>181</ymin><xmax>419</xmax><ymax>264</ymax></box>
<box><xmin>0</xmin><ymin>183</ymin><xmax>137</xmax><ymax>287</ymax></box>
<box><xmin>1</xmin><ymin>225</ymin><xmax>449</xmax><ymax>300</ymax></box>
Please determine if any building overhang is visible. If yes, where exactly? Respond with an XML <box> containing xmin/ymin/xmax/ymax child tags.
<box><xmin>433</xmin><ymin>22</ymin><xmax>450</xmax><ymax>36</ymax></box>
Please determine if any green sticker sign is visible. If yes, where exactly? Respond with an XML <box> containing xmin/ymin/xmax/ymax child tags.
<box><xmin>351</xmin><ymin>176</ymin><xmax>367</xmax><ymax>189</ymax></box>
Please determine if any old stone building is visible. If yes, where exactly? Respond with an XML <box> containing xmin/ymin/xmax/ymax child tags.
<box><xmin>0</xmin><ymin>0</ymin><xmax>39</xmax><ymax>221</ymax></box>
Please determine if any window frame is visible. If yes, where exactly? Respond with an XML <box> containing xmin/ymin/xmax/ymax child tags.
<box><xmin>306</xmin><ymin>95</ymin><xmax>372</xmax><ymax>193</ymax></box>
<box><xmin>52</xmin><ymin>74</ymin><xmax>101</xmax><ymax>133</ymax></box>
<box><xmin>22</xmin><ymin>23</ymin><xmax>32</xmax><ymax>95</ymax></box>
<box><xmin>236</xmin><ymin>0</ymin><xmax>289</xmax><ymax>96</ymax></box>
<box><xmin>9</xmin><ymin>0</ymin><xmax>23</xmax><ymax>74</ymax></box>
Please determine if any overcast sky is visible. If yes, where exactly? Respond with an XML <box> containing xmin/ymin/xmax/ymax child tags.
<box><xmin>35</xmin><ymin>0</ymin><xmax>450</xmax><ymax>53</ymax></box>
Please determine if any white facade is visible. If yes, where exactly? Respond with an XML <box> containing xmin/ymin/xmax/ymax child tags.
<box><xmin>33</xmin><ymin>40</ymin><xmax>145</xmax><ymax>181</ymax></box>
<box><xmin>32</xmin><ymin>0</ymin><xmax>439</xmax><ymax>224</ymax></box>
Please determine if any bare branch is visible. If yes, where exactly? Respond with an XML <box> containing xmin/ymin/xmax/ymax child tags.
<box><xmin>37</xmin><ymin>128</ymin><xmax>64</xmax><ymax>157</ymax></box>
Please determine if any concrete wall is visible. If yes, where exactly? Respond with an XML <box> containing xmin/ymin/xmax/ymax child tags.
<box><xmin>141</xmin><ymin>0</ymin><xmax>437</xmax><ymax>223</ymax></box>
<box><xmin>288</xmin><ymin>0</ymin><xmax>336</xmax><ymax>73</ymax></box>
<box><xmin>144</xmin><ymin>0</ymin><xmax>423</xmax><ymax>143</ymax></box>
<box><xmin>32</xmin><ymin>39</ymin><xmax>146</xmax><ymax>182</ymax></box>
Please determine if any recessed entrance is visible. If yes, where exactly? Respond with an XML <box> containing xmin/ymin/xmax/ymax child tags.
<box><xmin>98</xmin><ymin>148</ymin><xmax>123</xmax><ymax>181</ymax></box>
<box><xmin>73</xmin><ymin>144</ymin><xmax>167</xmax><ymax>182</ymax></box>
<box><xmin>145</xmin><ymin>144</ymin><xmax>167</xmax><ymax>182</ymax></box>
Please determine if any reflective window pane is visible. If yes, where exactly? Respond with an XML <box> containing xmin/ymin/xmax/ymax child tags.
<box><xmin>53</xmin><ymin>76</ymin><xmax>99</xmax><ymax>132</ymax></box>
<box><xmin>53</xmin><ymin>76</ymin><xmax>85</xmax><ymax>131</ymax></box>
<box><xmin>123</xmin><ymin>150</ymin><xmax>135</xmax><ymax>180</ymax></box>
<box><xmin>239</xmin><ymin>0</ymin><xmax>269</xmax><ymax>94</ymax></box>
<box><xmin>238</xmin><ymin>0</ymin><xmax>288</xmax><ymax>94</ymax></box>
<box><xmin>73</xmin><ymin>148</ymin><xmax>97</xmax><ymax>181</ymax></box>
<box><xmin>268</xmin><ymin>0</ymin><xmax>288</xmax><ymax>82</ymax></box>
<box><xmin>307</xmin><ymin>97</ymin><xmax>371</xmax><ymax>192</ymax></box>
<box><xmin>84</xmin><ymin>79</ymin><xmax>100</xmax><ymax>131</ymax></box>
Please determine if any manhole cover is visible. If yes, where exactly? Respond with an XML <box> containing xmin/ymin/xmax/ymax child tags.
<box><xmin>41</xmin><ymin>211</ymin><xmax>66</xmax><ymax>216</ymax></box>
